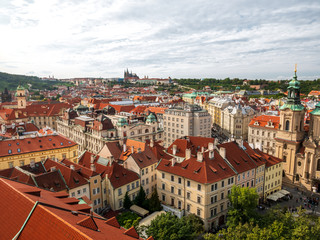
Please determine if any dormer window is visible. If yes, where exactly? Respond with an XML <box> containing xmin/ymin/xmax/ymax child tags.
<box><xmin>254</xmin><ymin>121</ymin><xmax>259</xmax><ymax>126</ymax></box>
<box><xmin>8</xmin><ymin>150</ymin><xmax>12</xmax><ymax>154</ymax></box>
<box><xmin>17</xmin><ymin>148</ymin><xmax>21</xmax><ymax>152</ymax></box>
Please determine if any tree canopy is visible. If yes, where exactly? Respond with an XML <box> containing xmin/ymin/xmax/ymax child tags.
<box><xmin>145</xmin><ymin>213</ymin><xmax>204</xmax><ymax>240</ymax></box>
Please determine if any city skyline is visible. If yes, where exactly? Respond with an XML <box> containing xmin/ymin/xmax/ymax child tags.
<box><xmin>1</xmin><ymin>0</ymin><xmax>320</xmax><ymax>80</ymax></box>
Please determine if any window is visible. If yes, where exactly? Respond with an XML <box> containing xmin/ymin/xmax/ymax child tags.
<box><xmin>142</xmin><ymin>169</ymin><xmax>145</xmax><ymax>176</ymax></box>
<box><xmin>72</xmin><ymin>192</ymin><xmax>75</xmax><ymax>197</ymax></box>
<box><xmin>136</xmin><ymin>181</ymin><xmax>139</xmax><ymax>188</ymax></box>
<box><xmin>243</xmin><ymin>173</ymin><xmax>245</xmax><ymax>179</ymax></box>
<box><xmin>171</xmin><ymin>175</ymin><xmax>174</xmax><ymax>182</ymax></box>
<box><xmin>162</xmin><ymin>173</ymin><xmax>165</xmax><ymax>179</ymax></box>
<box><xmin>238</xmin><ymin>175</ymin><xmax>240</xmax><ymax>181</ymax></box>
<box><xmin>132</xmin><ymin>183</ymin><xmax>135</xmax><ymax>189</ymax></box>
<box><xmin>285</xmin><ymin>120</ymin><xmax>290</xmax><ymax>131</ymax></box>
<box><xmin>142</xmin><ymin>180</ymin><xmax>145</xmax><ymax>186</ymax></box>
<box><xmin>178</xmin><ymin>177</ymin><xmax>182</xmax><ymax>184</ymax></box>
<box><xmin>83</xmin><ymin>188</ymin><xmax>86</xmax><ymax>193</ymax></box>
<box><xmin>221</xmin><ymin>181</ymin><xmax>224</xmax><ymax>188</ymax></box>
<box><xmin>197</xmin><ymin>184</ymin><xmax>201</xmax><ymax>191</ymax></box>
<box><xmin>187</xmin><ymin>204</ymin><xmax>190</xmax><ymax>212</ymax></box>
<box><xmin>187</xmin><ymin>192</ymin><xmax>191</xmax><ymax>199</ymax></box>
<box><xmin>118</xmin><ymin>188</ymin><xmax>122</xmax><ymax>196</ymax></box>
<box><xmin>221</xmin><ymin>192</ymin><xmax>224</xmax><ymax>200</ymax></box>
<box><xmin>211</xmin><ymin>183</ymin><xmax>218</xmax><ymax>191</ymax></box>
<box><xmin>220</xmin><ymin>204</ymin><xmax>224</xmax><ymax>212</ymax></box>
<box><xmin>171</xmin><ymin>186</ymin><xmax>174</xmax><ymax>193</ymax></box>
<box><xmin>119</xmin><ymin>199</ymin><xmax>123</xmax><ymax>208</ymax></box>
<box><xmin>146</xmin><ymin>178</ymin><xmax>149</xmax><ymax>184</ymax></box>
<box><xmin>178</xmin><ymin>189</ymin><xmax>181</xmax><ymax>195</ymax></box>
<box><xmin>162</xmin><ymin>194</ymin><xmax>166</xmax><ymax>201</ymax></box>
<box><xmin>211</xmin><ymin>195</ymin><xmax>217</xmax><ymax>204</ymax></box>
<box><xmin>94</xmin><ymin>179</ymin><xmax>98</xmax><ymax>184</ymax></box>
<box><xmin>162</xmin><ymin>183</ymin><xmax>165</xmax><ymax>190</ymax></box>
<box><xmin>19</xmin><ymin>160</ymin><xmax>24</xmax><ymax>166</ymax></box>
<box><xmin>197</xmin><ymin>196</ymin><xmax>201</xmax><ymax>203</ymax></box>
<box><xmin>197</xmin><ymin>208</ymin><xmax>201</xmax><ymax>216</ymax></box>
<box><xmin>127</xmin><ymin>185</ymin><xmax>130</xmax><ymax>191</ymax></box>
<box><xmin>93</xmin><ymin>189</ymin><xmax>96</xmax><ymax>195</ymax></box>
<box><xmin>247</xmin><ymin>182</ymin><xmax>249</xmax><ymax>187</ymax></box>
<box><xmin>187</xmin><ymin>180</ymin><xmax>190</xmax><ymax>187</ymax></box>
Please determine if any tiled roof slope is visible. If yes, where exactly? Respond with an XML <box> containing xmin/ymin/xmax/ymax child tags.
<box><xmin>248</xmin><ymin>115</ymin><xmax>280</xmax><ymax>129</ymax></box>
<box><xmin>218</xmin><ymin>141</ymin><xmax>257</xmax><ymax>174</ymax></box>
<box><xmin>130</xmin><ymin>146</ymin><xmax>159</xmax><ymax>169</ymax></box>
<box><xmin>0</xmin><ymin>134</ymin><xmax>77</xmax><ymax>157</ymax></box>
<box><xmin>167</xmin><ymin>136</ymin><xmax>215</xmax><ymax>157</ymax></box>
<box><xmin>61</xmin><ymin>159</ymin><xmax>99</xmax><ymax>179</ymax></box>
<box><xmin>0</xmin><ymin>178</ymin><xmax>145</xmax><ymax>239</ymax></box>
<box><xmin>43</xmin><ymin>159</ymin><xmax>88</xmax><ymax>189</ymax></box>
<box><xmin>157</xmin><ymin>150</ymin><xmax>236</xmax><ymax>184</ymax></box>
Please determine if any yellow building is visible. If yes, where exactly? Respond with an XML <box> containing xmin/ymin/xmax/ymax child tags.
<box><xmin>264</xmin><ymin>157</ymin><xmax>283</xmax><ymax>199</ymax></box>
<box><xmin>0</xmin><ymin>134</ymin><xmax>78</xmax><ymax>170</ymax></box>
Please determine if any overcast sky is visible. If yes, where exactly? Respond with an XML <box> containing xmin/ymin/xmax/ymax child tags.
<box><xmin>1</xmin><ymin>0</ymin><xmax>320</xmax><ymax>80</ymax></box>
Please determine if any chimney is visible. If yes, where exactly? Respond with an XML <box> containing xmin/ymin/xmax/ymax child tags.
<box><xmin>90</xmin><ymin>154</ymin><xmax>95</xmax><ymax>164</ymax></box>
<box><xmin>131</xmin><ymin>146</ymin><xmax>134</xmax><ymax>153</ymax></box>
<box><xmin>185</xmin><ymin>148</ymin><xmax>191</xmax><ymax>160</ymax></box>
<box><xmin>70</xmin><ymin>165</ymin><xmax>75</xmax><ymax>171</ymax></box>
<box><xmin>171</xmin><ymin>158</ymin><xmax>176</xmax><ymax>166</ymax></box>
<box><xmin>201</xmin><ymin>146</ymin><xmax>204</xmax><ymax>153</ymax></box>
<box><xmin>150</xmin><ymin>139</ymin><xmax>154</xmax><ymax>148</ymax></box>
<box><xmin>50</xmin><ymin>166</ymin><xmax>56</xmax><ymax>172</ymax></box>
<box><xmin>208</xmin><ymin>142</ymin><xmax>214</xmax><ymax>151</ymax></box>
<box><xmin>123</xmin><ymin>143</ymin><xmax>127</xmax><ymax>152</ymax></box>
<box><xmin>172</xmin><ymin>145</ymin><xmax>177</xmax><ymax>155</ymax></box>
<box><xmin>91</xmin><ymin>163</ymin><xmax>96</xmax><ymax>172</ymax></box>
<box><xmin>197</xmin><ymin>152</ymin><xmax>203</xmax><ymax>162</ymax></box>
<box><xmin>214</xmin><ymin>138</ymin><xmax>219</xmax><ymax>146</ymax></box>
<box><xmin>219</xmin><ymin>147</ymin><xmax>226</xmax><ymax>159</ymax></box>
<box><xmin>209</xmin><ymin>150</ymin><xmax>214</xmax><ymax>159</ymax></box>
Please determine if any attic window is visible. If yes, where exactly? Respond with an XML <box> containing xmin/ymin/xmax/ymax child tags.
<box><xmin>146</xmin><ymin>155</ymin><xmax>151</xmax><ymax>160</ymax></box>
<box><xmin>122</xmin><ymin>172</ymin><xmax>127</xmax><ymax>176</ymax></box>
<box><xmin>68</xmin><ymin>141</ymin><xmax>71</xmax><ymax>144</ymax></box>
<box><xmin>8</xmin><ymin>150</ymin><xmax>12</xmax><ymax>154</ymax></box>
<box><xmin>17</xmin><ymin>148</ymin><xmax>21</xmax><ymax>153</ymax></box>
<box><xmin>28</xmin><ymin>141</ymin><xmax>31</xmax><ymax>144</ymax></box>
<box><xmin>115</xmin><ymin>174</ymin><xmax>119</xmax><ymax>179</ymax></box>
<box><xmin>53</xmin><ymin>143</ymin><xmax>56</xmax><ymax>146</ymax></box>
<box><xmin>8</xmin><ymin>143</ymin><xmax>11</xmax><ymax>146</ymax></box>
<box><xmin>194</xmin><ymin>166</ymin><xmax>201</xmax><ymax>173</ymax></box>
<box><xmin>16</xmin><ymin>142</ymin><xmax>20</xmax><ymax>145</ymax></box>
<box><xmin>73</xmin><ymin>177</ymin><xmax>79</xmax><ymax>184</ymax></box>
<box><xmin>165</xmin><ymin>162</ymin><xmax>170</xmax><ymax>167</ymax></box>
<box><xmin>138</xmin><ymin>158</ymin><xmax>143</xmax><ymax>162</ymax></box>
<box><xmin>209</xmin><ymin>166</ymin><xmax>217</xmax><ymax>173</ymax></box>
<box><xmin>241</xmin><ymin>157</ymin><xmax>248</xmax><ymax>162</ymax></box>
<box><xmin>182</xmin><ymin>163</ymin><xmax>189</xmax><ymax>169</ymax></box>
<box><xmin>39</xmin><ymin>140</ymin><xmax>41</xmax><ymax>142</ymax></box>
<box><xmin>60</xmin><ymin>143</ymin><xmax>63</xmax><ymax>146</ymax></box>
<box><xmin>40</xmin><ymin>145</ymin><xmax>43</xmax><ymax>148</ymax></box>
<box><xmin>234</xmin><ymin>160</ymin><xmax>240</xmax><ymax>165</ymax></box>
<box><xmin>49</xmin><ymin>138</ymin><xmax>52</xmax><ymax>141</ymax></box>
<box><xmin>218</xmin><ymin>164</ymin><xmax>226</xmax><ymax>170</ymax></box>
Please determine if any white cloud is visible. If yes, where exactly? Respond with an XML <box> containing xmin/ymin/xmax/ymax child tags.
<box><xmin>0</xmin><ymin>0</ymin><xmax>319</xmax><ymax>79</ymax></box>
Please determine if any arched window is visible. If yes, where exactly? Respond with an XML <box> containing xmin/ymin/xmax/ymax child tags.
<box><xmin>285</xmin><ymin>120</ymin><xmax>290</xmax><ymax>131</ymax></box>
<box><xmin>20</xmin><ymin>101</ymin><xmax>23</xmax><ymax>106</ymax></box>
<box><xmin>317</xmin><ymin>159</ymin><xmax>320</xmax><ymax>171</ymax></box>
<box><xmin>145</xmin><ymin>129</ymin><xmax>149</xmax><ymax>133</ymax></box>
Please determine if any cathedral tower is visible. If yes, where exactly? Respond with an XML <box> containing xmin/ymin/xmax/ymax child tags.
<box><xmin>275</xmin><ymin>66</ymin><xmax>305</xmax><ymax>182</ymax></box>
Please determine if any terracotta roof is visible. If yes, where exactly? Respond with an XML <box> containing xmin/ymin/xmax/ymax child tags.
<box><xmin>254</xmin><ymin>149</ymin><xmax>283</xmax><ymax>168</ymax></box>
<box><xmin>144</xmin><ymin>107</ymin><xmax>168</xmax><ymax>115</ymax></box>
<box><xmin>119</xmin><ymin>139</ymin><xmax>147</xmax><ymax>161</ymax></box>
<box><xmin>0</xmin><ymin>122</ymin><xmax>39</xmax><ymax>137</ymax></box>
<box><xmin>130</xmin><ymin>105</ymin><xmax>148</xmax><ymax>115</ymax></box>
<box><xmin>167</xmin><ymin>136</ymin><xmax>215</xmax><ymax>158</ymax></box>
<box><xmin>0</xmin><ymin>135</ymin><xmax>77</xmax><ymax>157</ymax></box>
<box><xmin>218</xmin><ymin>141</ymin><xmax>257</xmax><ymax>174</ymax></box>
<box><xmin>129</xmin><ymin>146</ymin><xmax>159</xmax><ymax>169</ymax></box>
<box><xmin>77</xmin><ymin>216</ymin><xmax>99</xmax><ymax>231</ymax></box>
<box><xmin>105</xmin><ymin>217</ymin><xmax>120</xmax><ymax>228</ymax></box>
<box><xmin>157</xmin><ymin>150</ymin><xmax>236</xmax><ymax>184</ymax></box>
<box><xmin>243</xmin><ymin>142</ymin><xmax>266</xmax><ymax>167</ymax></box>
<box><xmin>61</xmin><ymin>158</ymin><xmax>99</xmax><ymax>179</ymax></box>
<box><xmin>124</xmin><ymin>226</ymin><xmax>139</xmax><ymax>239</ymax></box>
<box><xmin>249</xmin><ymin>115</ymin><xmax>280</xmax><ymax>129</ymax></box>
<box><xmin>43</xmin><ymin>159</ymin><xmax>88</xmax><ymax>189</ymax></box>
<box><xmin>109</xmin><ymin>104</ymin><xmax>135</xmax><ymax>113</ymax></box>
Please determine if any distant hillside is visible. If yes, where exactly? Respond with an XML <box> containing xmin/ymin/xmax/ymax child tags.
<box><xmin>0</xmin><ymin>71</ymin><xmax>64</xmax><ymax>91</ymax></box>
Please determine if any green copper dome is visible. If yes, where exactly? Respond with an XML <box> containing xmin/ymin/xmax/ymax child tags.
<box><xmin>280</xmin><ymin>70</ymin><xmax>304</xmax><ymax>111</ymax></box>
<box><xmin>146</xmin><ymin>113</ymin><xmax>157</xmax><ymax>123</ymax></box>
<box><xmin>310</xmin><ymin>102</ymin><xmax>320</xmax><ymax>116</ymax></box>
<box><xmin>117</xmin><ymin>118</ymin><xmax>128</xmax><ymax>127</ymax></box>
<box><xmin>17</xmin><ymin>85</ymin><xmax>25</xmax><ymax>90</ymax></box>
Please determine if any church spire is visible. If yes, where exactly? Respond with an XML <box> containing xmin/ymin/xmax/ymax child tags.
<box><xmin>280</xmin><ymin>65</ymin><xmax>304</xmax><ymax>111</ymax></box>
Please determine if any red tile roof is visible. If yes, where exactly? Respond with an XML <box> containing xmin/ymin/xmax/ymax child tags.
<box><xmin>43</xmin><ymin>159</ymin><xmax>88</xmax><ymax>189</ymax></box>
<box><xmin>124</xmin><ymin>226</ymin><xmax>140</xmax><ymax>239</ymax></box>
<box><xmin>109</xmin><ymin>104</ymin><xmax>135</xmax><ymax>113</ymax></box>
<box><xmin>249</xmin><ymin>115</ymin><xmax>280</xmax><ymax>129</ymax></box>
<box><xmin>77</xmin><ymin>216</ymin><xmax>99</xmax><ymax>231</ymax></box>
<box><xmin>105</xmin><ymin>216</ymin><xmax>120</xmax><ymax>228</ymax></box>
<box><xmin>129</xmin><ymin>146</ymin><xmax>159</xmax><ymax>169</ymax></box>
<box><xmin>157</xmin><ymin>150</ymin><xmax>236</xmax><ymax>184</ymax></box>
<box><xmin>0</xmin><ymin>134</ymin><xmax>77</xmax><ymax>157</ymax></box>
<box><xmin>61</xmin><ymin>158</ymin><xmax>99</xmax><ymax>179</ymax></box>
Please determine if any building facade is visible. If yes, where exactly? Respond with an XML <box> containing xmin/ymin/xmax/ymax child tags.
<box><xmin>163</xmin><ymin>105</ymin><xmax>212</xmax><ymax>147</ymax></box>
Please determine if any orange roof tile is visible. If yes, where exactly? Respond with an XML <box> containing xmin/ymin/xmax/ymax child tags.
<box><xmin>249</xmin><ymin>115</ymin><xmax>280</xmax><ymax>129</ymax></box>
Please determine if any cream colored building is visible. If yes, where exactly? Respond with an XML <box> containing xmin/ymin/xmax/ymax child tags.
<box><xmin>157</xmin><ymin>146</ymin><xmax>236</xmax><ymax>231</ymax></box>
<box><xmin>248</xmin><ymin>115</ymin><xmax>279</xmax><ymax>156</ymax></box>
<box><xmin>208</xmin><ymin>97</ymin><xmax>234</xmax><ymax>127</ymax></box>
<box><xmin>221</xmin><ymin>104</ymin><xmax>256</xmax><ymax>140</ymax></box>
<box><xmin>264</xmin><ymin>159</ymin><xmax>283</xmax><ymax>199</ymax></box>
<box><xmin>163</xmin><ymin>105</ymin><xmax>212</xmax><ymax>148</ymax></box>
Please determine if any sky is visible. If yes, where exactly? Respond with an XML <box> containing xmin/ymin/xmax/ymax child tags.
<box><xmin>0</xmin><ymin>0</ymin><xmax>320</xmax><ymax>80</ymax></box>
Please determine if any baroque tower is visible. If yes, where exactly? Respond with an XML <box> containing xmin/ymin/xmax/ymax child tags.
<box><xmin>16</xmin><ymin>85</ymin><xmax>26</xmax><ymax>109</ymax></box>
<box><xmin>275</xmin><ymin>66</ymin><xmax>305</xmax><ymax>184</ymax></box>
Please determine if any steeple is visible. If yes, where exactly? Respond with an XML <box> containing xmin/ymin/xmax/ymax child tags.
<box><xmin>280</xmin><ymin>65</ymin><xmax>304</xmax><ymax>111</ymax></box>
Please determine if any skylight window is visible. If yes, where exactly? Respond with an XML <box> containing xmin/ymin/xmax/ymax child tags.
<box><xmin>8</xmin><ymin>143</ymin><xmax>11</xmax><ymax>146</ymax></box>
<box><xmin>49</xmin><ymin>138</ymin><xmax>52</xmax><ymax>141</ymax></box>
<box><xmin>17</xmin><ymin>148</ymin><xmax>21</xmax><ymax>152</ymax></box>
<box><xmin>8</xmin><ymin>150</ymin><xmax>12</xmax><ymax>154</ymax></box>
<box><xmin>16</xmin><ymin>142</ymin><xmax>20</xmax><ymax>145</ymax></box>
<box><xmin>60</xmin><ymin>142</ymin><xmax>63</xmax><ymax>146</ymax></box>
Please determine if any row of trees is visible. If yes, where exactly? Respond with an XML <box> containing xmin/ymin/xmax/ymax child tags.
<box><xmin>204</xmin><ymin>185</ymin><xmax>320</xmax><ymax>239</ymax></box>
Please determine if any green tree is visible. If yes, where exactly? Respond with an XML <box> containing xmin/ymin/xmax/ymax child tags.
<box><xmin>134</xmin><ymin>186</ymin><xmax>147</xmax><ymax>208</ymax></box>
<box><xmin>146</xmin><ymin>213</ymin><xmax>204</xmax><ymax>240</ymax></box>
<box><xmin>148</xmin><ymin>188</ymin><xmax>162</xmax><ymax>212</ymax></box>
<box><xmin>116</xmin><ymin>211</ymin><xmax>140</xmax><ymax>228</ymax></box>
<box><xmin>227</xmin><ymin>185</ymin><xmax>259</xmax><ymax>228</ymax></box>
<box><xmin>123</xmin><ymin>191</ymin><xmax>132</xmax><ymax>209</ymax></box>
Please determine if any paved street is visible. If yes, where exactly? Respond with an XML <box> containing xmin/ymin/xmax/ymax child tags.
<box><xmin>262</xmin><ymin>187</ymin><xmax>320</xmax><ymax>216</ymax></box>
